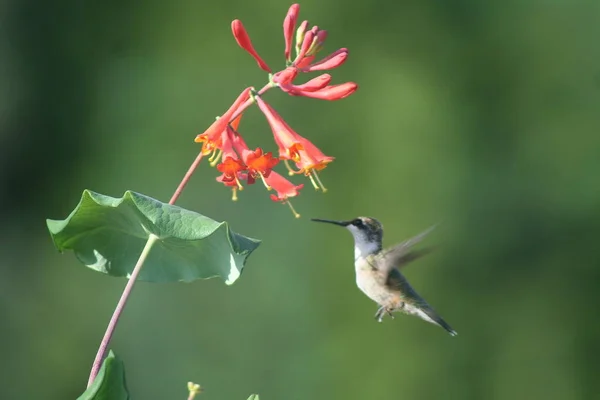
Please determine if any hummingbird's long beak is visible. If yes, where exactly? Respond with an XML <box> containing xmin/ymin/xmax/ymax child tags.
<box><xmin>311</xmin><ymin>218</ymin><xmax>351</xmax><ymax>227</ymax></box>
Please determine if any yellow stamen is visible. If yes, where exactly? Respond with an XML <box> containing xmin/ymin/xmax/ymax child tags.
<box><xmin>209</xmin><ymin>149</ymin><xmax>223</xmax><ymax>166</ymax></box>
<box><xmin>234</xmin><ymin>176</ymin><xmax>244</xmax><ymax>190</ymax></box>
<box><xmin>285</xmin><ymin>199</ymin><xmax>301</xmax><ymax>218</ymax></box>
<box><xmin>231</xmin><ymin>187</ymin><xmax>238</xmax><ymax>201</ymax></box>
<box><xmin>208</xmin><ymin>148</ymin><xmax>219</xmax><ymax>162</ymax></box>
<box><xmin>258</xmin><ymin>173</ymin><xmax>272</xmax><ymax>190</ymax></box>
<box><xmin>284</xmin><ymin>160</ymin><xmax>295</xmax><ymax>176</ymax></box>
<box><xmin>284</xmin><ymin>159</ymin><xmax>302</xmax><ymax>176</ymax></box>
<box><xmin>312</xmin><ymin>169</ymin><xmax>328</xmax><ymax>193</ymax></box>
<box><xmin>308</xmin><ymin>172</ymin><xmax>320</xmax><ymax>191</ymax></box>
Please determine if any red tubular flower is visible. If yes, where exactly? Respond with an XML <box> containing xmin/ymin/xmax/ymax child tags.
<box><xmin>280</xmin><ymin>74</ymin><xmax>331</xmax><ymax>93</ymax></box>
<box><xmin>217</xmin><ymin>157</ymin><xmax>246</xmax><ymax>187</ymax></box>
<box><xmin>272</xmin><ymin>67</ymin><xmax>299</xmax><ymax>86</ymax></box>
<box><xmin>225</xmin><ymin>126</ymin><xmax>279</xmax><ymax>188</ymax></box>
<box><xmin>300</xmin><ymin>48</ymin><xmax>348</xmax><ymax>72</ymax></box>
<box><xmin>283</xmin><ymin>4</ymin><xmax>300</xmax><ymax>61</ymax></box>
<box><xmin>195</xmin><ymin>88</ymin><xmax>251</xmax><ymax>155</ymax></box>
<box><xmin>253</xmin><ymin>96</ymin><xmax>303</xmax><ymax>162</ymax></box>
<box><xmin>293</xmin><ymin>28</ymin><xmax>315</xmax><ymax>66</ymax></box>
<box><xmin>287</xmin><ymin>82</ymin><xmax>358</xmax><ymax>101</ymax></box>
<box><xmin>292</xmin><ymin>135</ymin><xmax>334</xmax><ymax>174</ymax></box>
<box><xmin>265</xmin><ymin>171</ymin><xmax>304</xmax><ymax>218</ymax></box>
<box><xmin>245</xmin><ymin>148</ymin><xmax>279</xmax><ymax>179</ymax></box>
<box><xmin>231</xmin><ymin>20</ymin><xmax>272</xmax><ymax>72</ymax></box>
<box><xmin>294</xmin><ymin>20</ymin><xmax>309</xmax><ymax>55</ymax></box>
<box><xmin>277</xmin><ymin>8</ymin><xmax>357</xmax><ymax>101</ymax></box>
<box><xmin>215</xmin><ymin>126</ymin><xmax>246</xmax><ymax>187</ymax></box>
<box><xmin>254</xmin><ymin>95</ymin><xmax>333</xmax><ymax>191</ymax></box>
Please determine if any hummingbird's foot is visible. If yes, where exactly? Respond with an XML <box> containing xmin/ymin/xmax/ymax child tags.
<box><xmin>386</xmin><ymin>309</ymin><xmax>395</xmax><ymax>319</ymax></box>
<box><xmin>374</xmin><ymin>307</ymin><xmax>385</xmax><ymax>322</ymax></box>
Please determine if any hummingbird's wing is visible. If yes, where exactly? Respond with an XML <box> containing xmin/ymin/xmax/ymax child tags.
<box><xmin>379</xmin><ymin>225</ymin><xmax>437</xmax><ymax>273</ymax></box>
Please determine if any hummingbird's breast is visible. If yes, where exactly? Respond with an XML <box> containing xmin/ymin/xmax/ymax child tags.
<box><xmin>354</xmin><ymin>256</ymin><xmax>398</xmax><ymax>306</ymax></box>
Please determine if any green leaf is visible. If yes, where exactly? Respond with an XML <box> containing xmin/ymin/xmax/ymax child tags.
<box><xmin>77</xmin><ymin>351</ymin><xmax>129</xmax><ymax>400</ymax></box>
<box><xmin>246</xmin><ymin>395</ymin><xmax>260</xmax><ymax>400</ymax></box>
<box><xmin>47</xmin><ymin>190</ymin><xmax>260</xmax><ymax>284</ymax></box>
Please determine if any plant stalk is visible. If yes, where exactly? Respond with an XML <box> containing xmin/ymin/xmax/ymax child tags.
<box><xmin>87</xmin><ymin>234</ymin><xmax>159</xmax><ymax>387</ymax></box>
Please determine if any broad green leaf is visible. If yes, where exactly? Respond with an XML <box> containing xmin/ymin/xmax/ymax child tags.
<box><xmin>47</xmin><ymin>190</ymin><xmax>260</xmax><ymax>284</ymax></box>
<box><xmin>77</xmin><ymin>351</ymin><xmax>129</xmax><ymax>400</ymax></box>
<box><xmin>246</xmin><ymin>395</ymin><xmax>260</xmax><ymax>400</ymax></box>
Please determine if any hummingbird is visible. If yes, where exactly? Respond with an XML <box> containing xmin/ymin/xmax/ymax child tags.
<box><xmin>311</xmin><ymin>216</ymin><xmax>457</xmax><ymax>336</ymax></box>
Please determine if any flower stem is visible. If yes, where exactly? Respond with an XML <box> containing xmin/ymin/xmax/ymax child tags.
<box><xmin>228</xmin><ymin>83</ymin><xmax>273</xmax><ymax>123</ymax></box>
<box><xmin>169</xmin><ymin>152</ymin><xmax>205</xmax><ymax>205</ymax></box>
<box><xmin>87</xmin><ymin>234</ymin><xmax>159</xmax><ymax>387</ymax></box>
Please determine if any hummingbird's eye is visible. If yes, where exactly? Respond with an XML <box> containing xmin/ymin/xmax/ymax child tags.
<box><xmin>353</xmin><ymin>219</ymin><xmax>363</xmax><ymax>226</ymax></box>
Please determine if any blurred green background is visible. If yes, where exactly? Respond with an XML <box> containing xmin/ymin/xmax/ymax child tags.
<box><xmin>2</xmin><ymin>0</ymin><xmax>600</xmax><ymax>399</ymax></box>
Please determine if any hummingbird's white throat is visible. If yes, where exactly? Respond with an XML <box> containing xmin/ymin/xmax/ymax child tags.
<box><xmin>347</xmin><ymin>225</ymin><xmax>380</xmax><ymax>259</ymax></box>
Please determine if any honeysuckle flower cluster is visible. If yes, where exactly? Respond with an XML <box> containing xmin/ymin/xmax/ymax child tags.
<box><xmin>195</xmin><ymin>3</ymin><xmax>357</xmax><ymax>217</ymax></box>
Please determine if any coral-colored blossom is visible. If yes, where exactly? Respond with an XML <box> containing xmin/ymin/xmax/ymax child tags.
<box><xmin>280</xmin><ymin>74</ymin><xmax>331</xmax><ymax>93</ymax></box>
<box><xmin>287</xmin><ymin>82</ymin><xmax>358</xmax><ymax>101</ymax></box>
<box><xmin>216</xmin><ymin>157</ymin><xmax>246</xmax><ymax>188</ymax></box>
<box><xmin>195</xmin><ymin>88</ymin><xmax>251</xmax><ymax>155</ymax></box>
<box><xmin>192</xmin><ymin>4</ymin><xmax>358</xmax><ymax>215</ymax></box>
<box><xmin>283</xmin><ymin>4</ymin><xmax>300</xmax><ymax>61</ymax></box>
<box><xmin>272</xmin><ymin>67</ymin><xmax>299</xmax><ymax>86</ymax></box>
<box><xmin>245</xmin><ymin>148</ymin><xmax>279</xmax><ymax>178</ymax></box>
<box><xmin>253</xmin><ymin>96</ymin><xmax>303</xmax><ymax>161</ymax></box>
<box><xmin>228</xmin><ymin>129</ymin><xmax>279</xmax><ymax>184</ymax></box>
<box><xmin>300</xmin><ymin>48</ymin><xmax>348</xmax><ymax>72</ymax></box>
<box><xmin>215</xmin><ymin>126</ymin><xmax>246</xmax><ymax>189</ymax></box>
<box><xmin>293</xmin><ymin>29</ymin><xmax>315</xmax><ymax>66</ymax></box>
<box><xmin>231</xmin><ymin>20</ymin><xmax>271</xmax><ymax>72</ymax></box>
<box><xmin>254</xmin><ymin>95</ymin><xmax>333</xmax><ymax>191</ymax></box>
<box><xmin>265</xmin><ymin>171</ymin><xmax>304</xmax><ymax>218</ymax></box>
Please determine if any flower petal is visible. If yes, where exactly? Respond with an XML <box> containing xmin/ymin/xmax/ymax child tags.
<box><xmin>301</xmin><ymin>49</ymin><xmax>348</xmax><ymax>72</ymax></box>
<box><xmin>283</xmin><ymin>4</ymin><xmax>300</xmax><ymax>61</ymax></box>
<box><xmin>281</xmin><ymin>74</ymin><xmax>331</xmax><ymax>93</ymax></box>
<box><xmin>265</xmin><ymin>171</ymin><xmax>304</xmax><ymax>200</ymax></box>
<box><xmin>272</xmin><ymin>67</ymin><xmax>299</xmax><ymax>86</ymax></box>
<box><xmin>195</xmin><ymin>88</ymin><xmax>251</xmax><ymax>143</ymax></box>
<box><xmin>288</xmin><ymin>82</ymin><xmax>358</xmax><ymax>101</ymax></box>
<box><xmin>231</xmin><ymin>20</ymin><xmax>272</xmax><ymax>72</ymax></box>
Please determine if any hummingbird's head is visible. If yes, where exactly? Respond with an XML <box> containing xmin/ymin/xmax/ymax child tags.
<box><xmin>311</xmin><ymin>216</ymin><xmax>383</xmax><ymax>257</ymax></box>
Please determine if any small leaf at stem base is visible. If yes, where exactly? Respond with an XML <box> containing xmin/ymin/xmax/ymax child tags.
<box><xmin>77</xmin><ymin>350</ymin><xmax>129</xmax><ymax>400</ymax></box>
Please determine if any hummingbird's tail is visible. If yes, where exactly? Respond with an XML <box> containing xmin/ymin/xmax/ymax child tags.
<box><xmin>415</xmin><ymin>306</ymin><xmax>458</xmax><ymax>337</ymax></box>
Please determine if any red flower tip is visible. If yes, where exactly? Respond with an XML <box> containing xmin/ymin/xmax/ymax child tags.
<box><xmin>283</xmin><ymin>4</ymin><xmax>300</xmax><ymax>61</ymax></box>
<box><xmin>272</xmin><ymin>67</ymin><xmax>299</xmax><ymax>86</ymax></box>
<box><xmin>281</xmin><ymin>74</ymin><xmax>331</xmax><ymax>93</ymax></box>
<box><xmin>300</xmin><ymin>48</ymin><xmax>348</xmax><ymax>72</ymax></box>
<box><xmin>308</xmin><ymin>29</ymin><xmax>327</xmax><ymax>55</ymax></box>
<box><xmin>295</xmin><ymin>20</ymin><xmax>309</xmax><ymax>55</ymax></box>
<box><xmin>293</xmin><ymin>28</ymin><xmax>314</xmax><ymax>65</ymax></box>
<box><xmin>195</xmin><ymin>88</ymin><xmax>252</xmax><ymax>155</ymax></box>
<box><xmin>231</xmin><ymin>20</ymin><xmax>272</xmax><ymax>72</ymax></box>
<box><xmin>289</xmin><ymin>82</ymin><xmax>358</xmax><ymax>101</ymax></box>
<box><xmin>265</xmin><ymin>171</ymin><xmax>304</xmax><ymax>218</ymax></box>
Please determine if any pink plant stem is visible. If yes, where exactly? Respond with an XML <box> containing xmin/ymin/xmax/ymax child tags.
<box><xmin>228</xmin><ymin>83</ymin><xmax>273</xmax><ymax>123</ymax></box>
<box><xmin>169</xmin><ymin>152</ymin><xmax>205</xmax><ymax>205</ymax></box>
<box><xmin>87</xmin><ymin>234</ymin><xmax>159</xmax><ymax>387</ymax></box>
<box><xmin>86</xmin><ymin>82</ymin><xmax>273</xmax><ymax>387</ymax></box>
